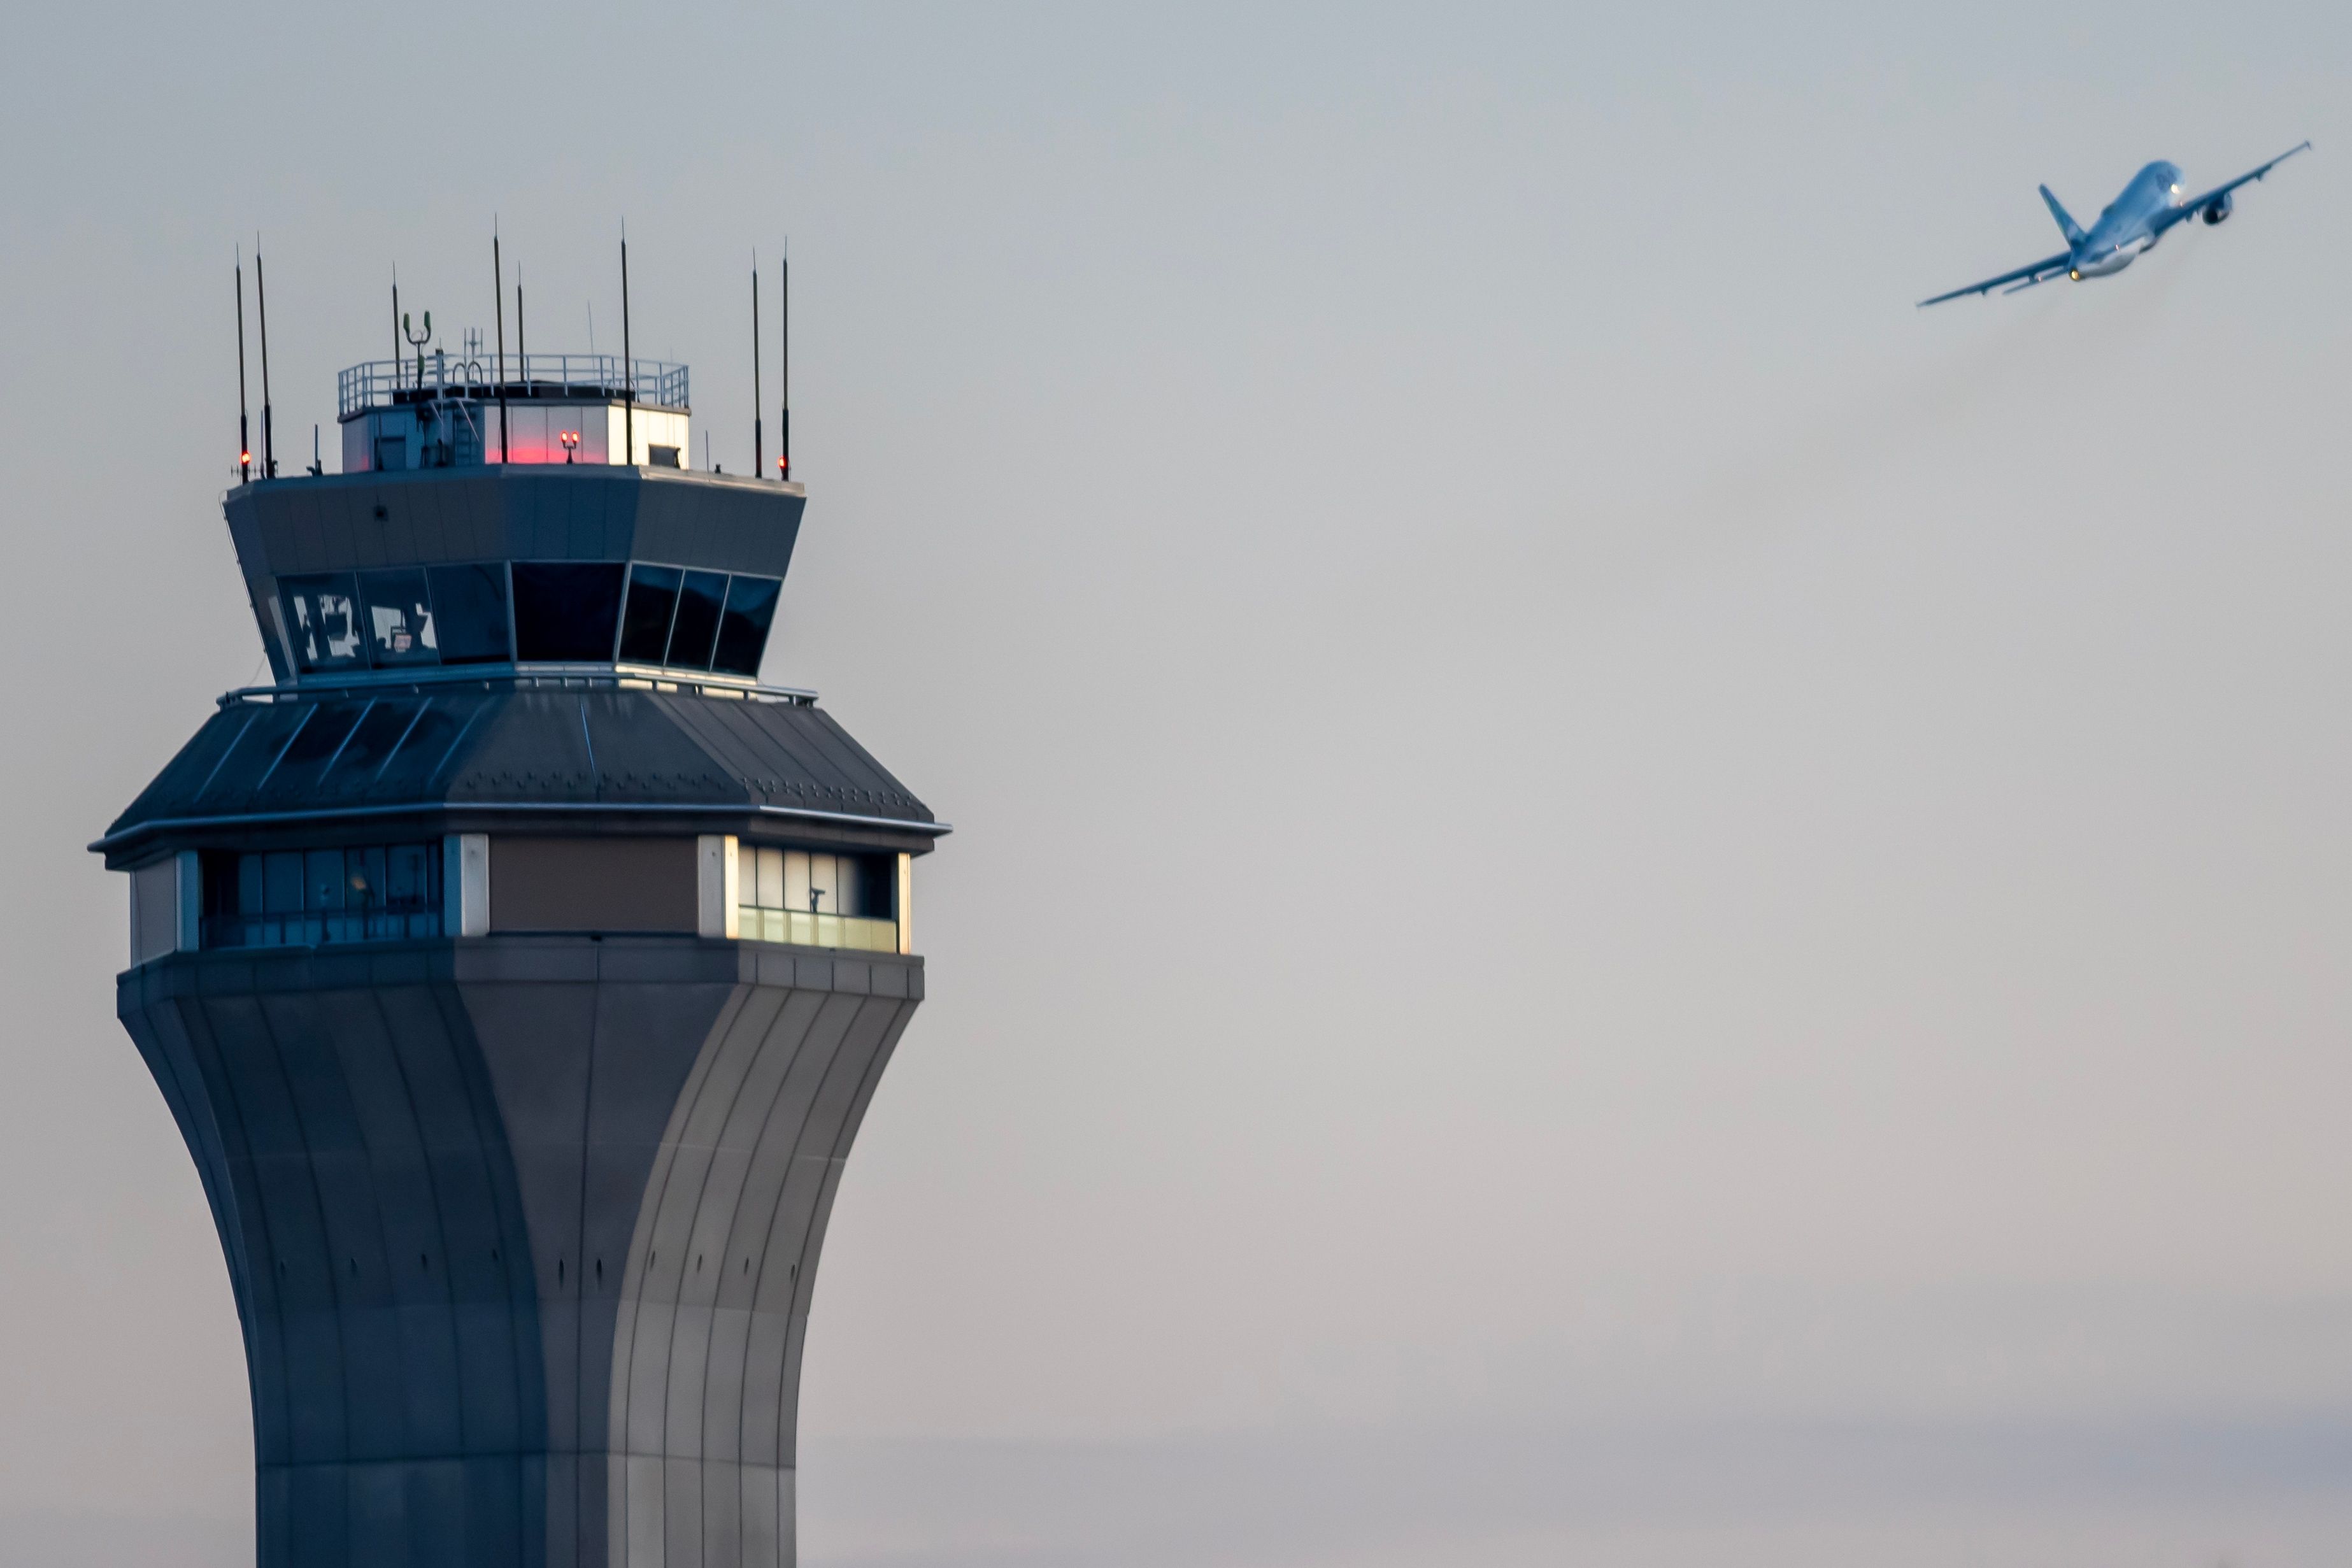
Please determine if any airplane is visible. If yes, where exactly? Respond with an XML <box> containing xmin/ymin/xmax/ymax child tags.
<box><xmin>1918</xmin><ymin>142</ymin><xmax>2311</xmax><ymax>306</ymax></box>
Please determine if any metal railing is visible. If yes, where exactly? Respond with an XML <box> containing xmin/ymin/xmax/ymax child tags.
<box><xmin>339</xmin><ymin>353</ymin><xmax>690</xmax><ymax>418</ymax></box>
<box><xmin>736</xmin><ymin>909</ymin><xmax>901</xmax><ymax>953</ymax></box>
<box><xmin>218</xmin><ymin>667</ymin><xmax>818</xmax><ymax>709</ymax></box>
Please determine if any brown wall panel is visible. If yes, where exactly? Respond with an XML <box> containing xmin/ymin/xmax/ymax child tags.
<box><xmin>492</xmin><ymin>837</ymin><xmax>699</xmax><ymax>933</ymax></box>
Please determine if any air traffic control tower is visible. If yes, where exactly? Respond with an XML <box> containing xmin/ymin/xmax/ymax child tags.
<box><xmin>90</xmin><ymin>317</ymin><xmax>944</xmax><ymax>1567</ymax></box>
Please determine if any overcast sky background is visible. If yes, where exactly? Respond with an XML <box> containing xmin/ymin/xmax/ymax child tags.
<box><xmin>5</xmin><ymin>2</ymin><xmax>2352</xmax><ymax>1563</ymax></box>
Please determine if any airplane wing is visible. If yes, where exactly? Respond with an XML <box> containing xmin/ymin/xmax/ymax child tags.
<box><xmin>1918</xmin><ymin>251</ymin><xmax>2072</xmax><ymax>307</ymax></box>
<box><xmin>2153</xmin><ymin>140</ymin><xmax>2313</xmax><ymax>234</ymax></box>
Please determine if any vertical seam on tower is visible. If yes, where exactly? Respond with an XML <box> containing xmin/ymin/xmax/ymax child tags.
<box><xmin>617</xmin><ymin>976</ymin><xmax>762</xmax><ymax>1564</ymax></box>
<box><xmin>576</xmin><ymin>947</ymin><xmax>604</xmax><ymax>1558</ymax></box>
<box><xmin>674</xmin><ymin>984</ymin><xmax>811</xmax><ymax>1557</ymax></box>
<box><xmin>250</xmin><ymin>984</ymin><xmax>357</xmax><ymax>1466</ymax></box>
<box><xmin>362</xmin><ymin>981</ymin><xmax>467</xmax><ymax>1453</ymax></box>
<box><xmin>743</xmin><ymin>990</ymin><xmax>873</xmax><ymax>1478</ymax></box>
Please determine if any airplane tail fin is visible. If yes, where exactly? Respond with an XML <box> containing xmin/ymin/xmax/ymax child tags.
<box><xmin>2039</xmin><ymin>185</ymin><xmax>2086</xmax><ymax>245</ymax></box>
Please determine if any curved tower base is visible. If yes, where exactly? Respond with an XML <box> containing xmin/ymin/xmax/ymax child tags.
<box><xmin>118</xmin><ymin>936</ymin><xmax>922</xmax><ymax>1568</ymax></box>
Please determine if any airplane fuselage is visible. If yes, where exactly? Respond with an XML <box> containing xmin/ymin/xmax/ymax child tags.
<box><xmin>2067</xmin><ymin>160</ymin><xmax>2183</xmax><ymax>280</ymax></box>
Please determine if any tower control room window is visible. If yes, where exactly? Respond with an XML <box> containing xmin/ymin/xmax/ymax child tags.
<box><xmin>615</xmin><ymin>562</ymin><xmax>783</xmax><ymax>676</ymax></box>
<box><xmin>512</xmin><ymin>562</ymin><xmax>624</xmax><ymax>662</ymax></box>
<box><xmin>281</xmin><ymin>574</ymin><xmax>366</xmax><ymax>672</ymax></box>
<box><xmin>199</xmin><ymin>842</ymin><xmax>442</xmax><ymax>948</ymax></box>
<box><xmin>738</xmin><ymin>845</ymin><xmax>897</xmax><ymax>951</ymax></box>
<box><xmin>280</xmin><ymin>566</ymin><xmax>511</xmax><ymax>674</ymax></box>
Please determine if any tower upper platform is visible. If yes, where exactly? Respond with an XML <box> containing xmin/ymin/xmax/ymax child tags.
<box><xmin>339</xmin><ymin>350</ymin><xmax>692</xmax><ymax>471</ymax></box>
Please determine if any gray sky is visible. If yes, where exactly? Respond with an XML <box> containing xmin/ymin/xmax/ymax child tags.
<box><xmin>4</xmin><ymin>2</ymin><xmax>2352</xmax><ymax>1562</ymax></box>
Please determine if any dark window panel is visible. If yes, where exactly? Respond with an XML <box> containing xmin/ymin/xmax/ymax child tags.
<box><xmin>511</xmin><ymin>562</ymin><xmax>625</xmax><ymax>662</ymax></box>
<box><xmin>666</xmin><ymin>571</ymin><xmax>728</xmax><ymax>671</ymax></box>
<box><xmin>388</xmin><ymin>844</ymin><xmax>434</xmax><ymax>908</ymax></box>
<box><xmin>617</xmin><ymin>565</ymin><xmax>684</xmax><ymax>664</ymax></box>
<box><xmin>425</xmin><ymin>564</ymin><xmax>511</xmax><ymax>664</ymax></box>
<box><xmin>280</xmin><ymin>574</ymin><xmax>365</xmax><ymax>673</ymax></box>
<box><xmin>856</xmin><ymin>853</ymin><xmax>897</xmax><ymax>920</ymax></box>
<box><xmin>350</xmin><ymin>846</ymin><xmax>385</xmax><ymax>909</ymax></box>
<box><xmin>264</xmin><ymin>852</ymin><xmax>304</xmax><ymax>915</ymax></box>
<box><xmin>711</xmin><ymin>575</ymin><xmax>781</xmax><ymax>678</ymax></box>
<box><xmin>356</xmin><ymin>569</ymin><xmax>438</xmax><ymax>667</ymax></box>
<box><xmin>201</xmin><ymin>841</ymin><xmax>443</xmax><ymax>950</ymax></box>
<box><xmin>305</xmin><ymin>850</ymin><xmax>346</xmax><ymax>911</ymax></box>
<box><xmin>234</xmin><ymin>853</ymin><xmax>263</xmax><ymax>916</ymax></box>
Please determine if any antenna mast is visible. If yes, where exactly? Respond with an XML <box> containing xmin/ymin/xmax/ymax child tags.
<box><xmin>234</xmin><ymin>254</ymin><xmax>250</xmax><ymax>483</ymax></box>
<box><xmin>620</xmin><ymin>231</ymin><xmax>634</xmax><ymax>466</ymax></box>
<box><xmin>790</xmin><ymin>248</ymin><xmax>799</xmax><ymax>481</ymax></box>
<box><xmin>752</xmin><ymin>253</ymin><xmax>763</xmax><ymax>480</ymax></box>
<box><xmin>255</xmin><ymin>239</ymin><xmax>276</xmax><ymax>478</ymax></box>
<box><xmin>493</xmin><ymin>227</ymin><xmax>510</xmax><ymax>463</ymax></box>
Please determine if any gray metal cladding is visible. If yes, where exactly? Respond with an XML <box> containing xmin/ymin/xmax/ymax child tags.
<box><xmin>227</xmin><ymin>468</ymin><xmax>807</xmax><ymax>582</ymax></box>
<box><xmin>98</xmin><ymin>690</ymin><xmax>936</xmax><ymax>859</ymax></box>
<box><xmin>117</xmin><ymin>937</ymin><xmax>922</xmax><ymax>1568</ymax></box>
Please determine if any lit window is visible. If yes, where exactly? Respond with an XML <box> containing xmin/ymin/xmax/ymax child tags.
<box><xmin>736</xmin><ymin>845</ymin><xmax>897</xmax><ymax>951</ymax></box>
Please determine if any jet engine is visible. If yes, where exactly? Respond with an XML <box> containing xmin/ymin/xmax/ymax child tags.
<box><xmin>2202</xmin><ymin>192</ymin><xmax>2234</xmax><ymax>225</ymax></box>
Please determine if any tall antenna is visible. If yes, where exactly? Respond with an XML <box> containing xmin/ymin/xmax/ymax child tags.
<box><xmin>790</xmin><ymin>242</ymin><xmax>799</xmax><ymax>479</ymax></box>
<box><xmin>235</xmin><ymin>252</ymin><xmax>250</xmax><ymax>483</ymax></box>
<box><xmin>620</xmin><ymin>229</ymin><xmax>634</xmax><ymax>466</ymax></box>
<box><xmin>492</xmin><ymin>225</ymin><xmax>510</xmax><ymax>463</ymax></box>
<box><xmin>255</xmin><ymin>238</ymin><xmax>276</xmax><ymax>478</ymax></box>
<box><xmin>390</xmin><ymin>267</ymin><xmax>401</xmax><ymax>388</ymax></box>
<box><xmin>516</xmin><ymin>269</ymin><xmax>528</xmax><ymax>399</ymax></box>
<box><xmin>752</xmin><ymin>252</ymin><xmax>763</xmax><ymax>480</ymax></box>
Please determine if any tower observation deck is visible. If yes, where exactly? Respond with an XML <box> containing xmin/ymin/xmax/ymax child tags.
<box><xmin>92</xmin><ymin>287</ymin><xmax>946</xmax><ymax>1566</ymax></box>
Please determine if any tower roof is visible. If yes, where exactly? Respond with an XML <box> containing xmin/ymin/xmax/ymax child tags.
<box><xmin>94</xmin><ymin>679</ymin><xmax>943</xmax><ymax>866</ymax></box>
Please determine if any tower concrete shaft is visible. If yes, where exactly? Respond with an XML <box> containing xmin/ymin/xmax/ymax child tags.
<box><xmin>120</xmin><ymin>939</ymin><xmax>917</xmax><ymax>1565</ymax></box>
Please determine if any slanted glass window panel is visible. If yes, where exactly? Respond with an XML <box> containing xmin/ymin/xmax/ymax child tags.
<box><xmin>617</xmin><ymin>565</ymin><xmax>683</xmax><ymax>664</ymax></box>
<box><xmin>281</xmin><ymin>574</ymin><xmax>366</xmax><ymax>673</ymax></box>
<box><xmin>201</xmin><ymin>842</ymin><xmax>443</xmax><ymax>949</ymax></box>
<box><xmin>274</xmin><ymin>702</ymin><xmax>367</xmax><ymax>776</ymax></box>
<box><xmin>425</xmin><ymin>564</ymin><xmax>511</xmax><ymax>664</ymax></box>
<box><xmin>511</xmin><ymin>562</ymin><xmax>625</xmax><ymax>662</ymax></box>
<box><xmin>357</xmin><ymin>569</ymin><xmax>437</xmax><ymax>666</ymax></box>
<box><xmin>327</xmin><ymin>701</ymin><xmax>421</xmax><ymax>780</ymax></box>
<box><xmin>373</xmin><ymin>701</ymin><xmax>467</xmax><ymax>793</ymax></box>
<box><xmin>666</xmin><ymin>571</ymin><xmax>727</xmax><ymax>670</ymax></box>
<box><xmin>711</xmin><ymin>575</ymin><xmax>781</xmax><ymax>678</ymax></box>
